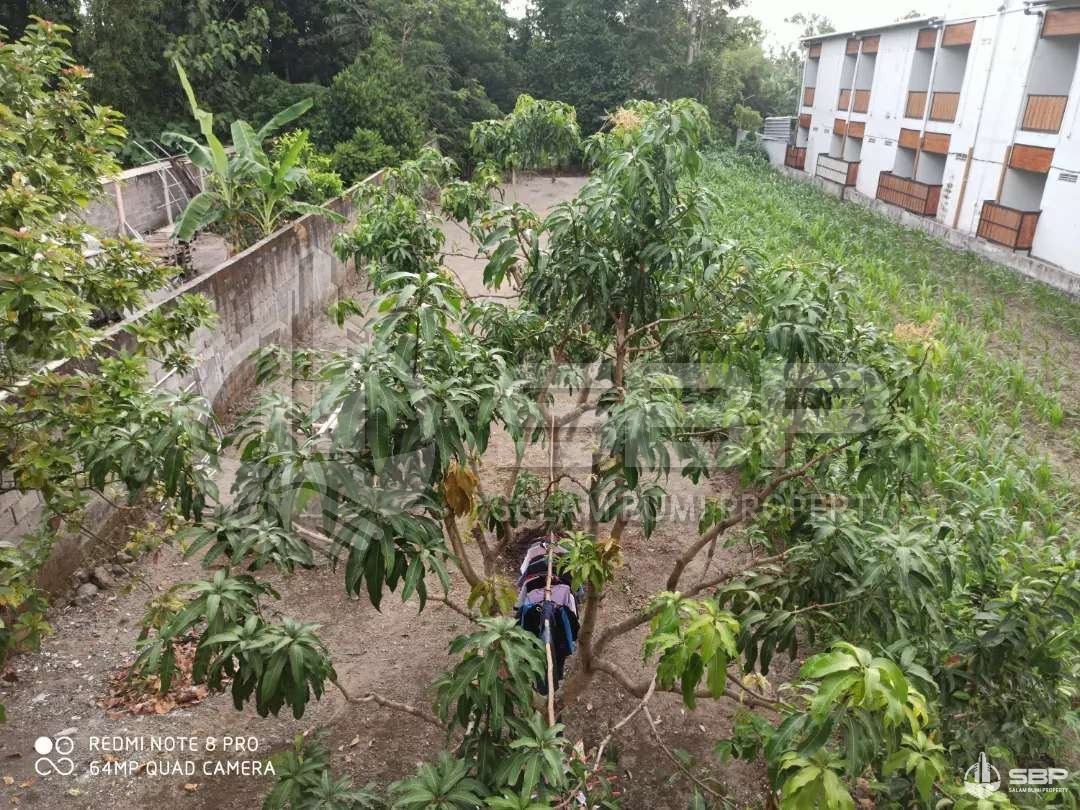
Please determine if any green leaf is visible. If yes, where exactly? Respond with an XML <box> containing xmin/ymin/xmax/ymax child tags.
<box><xmin>174</xmin><ymin>192</ymin><xmax>222</xmax><ymax>242</ymax></box>
<box><xmin>255</xmin><ymin>97</ymin><xmax>314</xmax><ymax>142</ymax></box>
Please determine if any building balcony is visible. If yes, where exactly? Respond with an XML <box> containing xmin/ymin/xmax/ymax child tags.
<box><xmin>785</xmin><ymin>145</ymin><xmax>807</xmax><ymax>171</ymax></box>
<box><xmin>1021</xmin><ymin>94</ymin><xmax>1068</xmax><ymax>133</ymax></box>
<box><xmin>929</xmin><ymin>91</ymin><xmax>960</xmax><ymax>122</ymax></box>
<box><xmin>838</xmin><ymin>89</ymin><xmax>870</xmax><ymax>113</ymax></box>
<box><xmin>976</xmin><ymin>200</ymin><xmax>1041</xmax><ymax>250</ymax></box>
<box><xmin>876</xmin><ymin>172</ymin><xmax>942</xmax><ymax>217</ymax></box>
<box><xmin>815</xmin><ymin>154</ymin><xmax>859</xmax><ymax>187</ymax></box>
<box><xmin>803</xmin><ymin>87</ymin><xmax>815</xmax><ymax>107</ymax></box>
<box><xmin>906</xmin><ymin>91</ymin><xmax>927</xmax><ymax>118</ymax></box>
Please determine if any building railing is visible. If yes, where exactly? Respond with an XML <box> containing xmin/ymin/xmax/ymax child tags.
<box><xmin>875</xmin><ymin>172</ymin><xmax>942</xmax><ymax>217</ymax></box>
<box><xmin>815</xmin><ymin>154</ymin><xmax>859</xmax><ymax>187</ymax></box>
<box><xmin>837</xmin><ymin>89</ymin><xmax>870</xmax><ymax>113</ymax></box>
<box><xmin>929</xmin><ymin>91</ymin><xmax>960</xmax><ymax>122</ymax></box>
<box><xmin>1021</xmin><ymin>94</ymin><xmax>1068</xmax><ymax>133</ymax></box>
<box><xmin>977</xmin><ymin>201</ymin><xmax>1040</xmax><ymax>250</ymax></box>
<box><xmin>803</xmin><ymin>87</ymin><xmax>816</xmax><ymax>106</ymax></box>
<box><xmin>906</xmin><ymin>91</ymin><xmax>927</xmax><ymax>118</ymax></box>
<box><xmin>785</xmin><ymin>145</ymin><xmax>807</xmax><ymax>171</ymax></box>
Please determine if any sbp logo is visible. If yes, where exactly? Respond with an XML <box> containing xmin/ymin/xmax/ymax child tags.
<box><xmin>1009</xmin><ymin>767</ymin><xmax>1070</xmax><ymax>787</ymax></box>
<box><xmin>963</xmin><ymin>751</ymin><xmax>1001</xmax><ymax>798</ymax></box>
<box><xmin>34</xmin><ymin>735</ymin><xmax>75</xmax><ymax>776</ymax></box>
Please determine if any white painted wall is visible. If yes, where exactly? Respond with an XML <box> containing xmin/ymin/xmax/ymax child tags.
<box><xmin>1028</xmin><ymin>36</ymin><xmax>1080</xmax><ymax>95</ymax></box>
<box><xmin>933</xmin><ymin>45</ymin><xmax>970</xmax><ymax>93</ymax></box>
<box><xmin>1032</xmin><ymin>171</ymin><xmax>1080</xmax><ymax>268</ymax></box>
<box><xmin>794</xmin><ymin>7</ymin><xmax>1080</xmax><ymax>278</ymax></box>
<box><xmin>1001</xmin><ymin>167</ymin><xmax>1048</xmax><ymax>210</ymax></box>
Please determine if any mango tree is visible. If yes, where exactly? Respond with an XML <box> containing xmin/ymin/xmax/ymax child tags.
<box><xmin>0</xmin><ymin>21</ymin><xmax>216</xmax><ymax>719</ymax></box>
<box><xmin>125</xmin><ymin>94</ymin><xmax>1034</xmax><ymax>809</ymax></box>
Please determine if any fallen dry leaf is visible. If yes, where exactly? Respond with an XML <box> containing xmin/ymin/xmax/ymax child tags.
<box><xmin>183</xmin><ymin>783</ymin><xmax>199</xmax><ymax>792</ymax></box>
<box><xmin>101</xmin><ymin>639</ymin><xmax>217</xmax><ymax>717</ymax></box>
<box><xmin>1</xmin><ymin>777</ymin><xmax>13</xmax><ymax>786</ymax></box>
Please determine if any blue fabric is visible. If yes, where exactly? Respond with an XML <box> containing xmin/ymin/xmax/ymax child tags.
<box><xmin>559</xmin><ymin>608</ymin><xmax>575</xmax><ymax>654</ymax></box>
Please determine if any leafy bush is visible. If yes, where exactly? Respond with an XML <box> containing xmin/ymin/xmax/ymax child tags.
<box><xmin>272</xmin><ymin>129</ymin><xmax>344</xmax><ymax>203</ymax></box>
<box><xmin>266</xmin><ymin>734</ymin><xmax>381</xmax><ymax>810</ymax></box>
<box><xmin>243</xmin><ymin>74</ymin><xmax>329</xmax><ymax>137</ymax></box>
<box><xmin>732</xmin><ymin>102</ymin><xmax>763</xmax><ymax>133</ymax></box>
<box><xmin>169</xmin><ymin>61</ymin><xmax>343</xmax><ymax>249</ymax></box>
<box><xmin>312</xmin><ymin>33</ymin><xmax>430</xmax><ymax>163</ymax></box>
<box><xmin>331</xmin><ymin>128</ymin><xmax>400</xmax><ymax>185</ymax></box>
<box><xmin>735</xmin><ymin>132</ymin><xmax>769</xmax><ymax>163</ymax></box>
<box><xmin>470</xmin><ymin>94</ymin><xmax>580</xmax><ymax>174</ymax></box>
<box><xmin>0</xmin><ymin>21</ymin><xmax>216</xmax><ymax>720</ymax></box>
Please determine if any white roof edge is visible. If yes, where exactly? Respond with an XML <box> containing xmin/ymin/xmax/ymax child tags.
<box><xmin>800</xmin><ymin>16</ymin><xmax>942</xmax><ymax>43</ymax></box>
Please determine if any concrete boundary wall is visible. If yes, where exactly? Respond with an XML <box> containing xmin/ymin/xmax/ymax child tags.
<box><xmin>2</xmin><ymin>168</ymin><xmax>387</xmax><ymax>592</ymax></box>
<box><xmin>776</xmin><ymin>165</ymin><xmax>1080</xmax><ymax>299</ymax></box>
<box><xmin>83</xmin><ymin>156</ymin><xmax>207</xmax><ymax>237</ymax></box>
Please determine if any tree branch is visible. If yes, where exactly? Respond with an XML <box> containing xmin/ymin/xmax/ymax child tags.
<box><xmin>642</xmin><ymin>704</ymin><xmax>726</xmax><ymax>800</ymax></box>
<box><xmin>443</xmin><ymin>514</ymin><xmax>482</xmax><ymax>588</ymax></box>
<box><xmin>592</xmin><ymin>552</ymin><xmax>789</xmax><ymax>659</ymax></box>
<box><xmin>666</xmin><ymin>435</ymin><xmax>863</xmax><ymax>590</ymax></box>
<box><xmin>330</xmin><ymin>678</ymin><xmax>441</xmax><ymax>727</ymax></box>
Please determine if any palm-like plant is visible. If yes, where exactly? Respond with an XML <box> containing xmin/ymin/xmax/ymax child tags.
<box><xmin>169</xmin><ymin>61</ymin><xmax>343</xmax><ymax>252</ymax></box>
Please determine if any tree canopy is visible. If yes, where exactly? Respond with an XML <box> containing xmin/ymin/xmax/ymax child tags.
<box><xmin>2</xmin><ymin>0</ymin><xmax>800</xmax><ymax>171</ymax></box>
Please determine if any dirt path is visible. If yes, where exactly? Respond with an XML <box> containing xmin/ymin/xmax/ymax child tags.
<box><xmin>0</xmin><ymin>174</ymin><xmax>773</xmax><ymax>809</ymax></box>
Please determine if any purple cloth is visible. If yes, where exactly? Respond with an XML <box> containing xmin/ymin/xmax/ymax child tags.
<box><xmin>519</xmin><ymin>540</ymin><xmax>567</xmax><ymax>574</ymax></box>
<box><xmin>521</xmin><ymin>583</ymin><xmax>578</xmax><ymax>616</ymax></box>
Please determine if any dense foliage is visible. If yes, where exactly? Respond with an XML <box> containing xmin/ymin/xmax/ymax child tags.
<box><xmin>168</xmin><ymin>61</ymin><xmax>344</xmax><ymax>251</ymax></box>
<box><xmin>0</xmin><ymin>22</ymin><xmax>215</xmax><ymax>716</ymax></box>
<box><xmin>111</xmin><ymin>96</ymin><xmax>1080</xmax><ymax>808</ymax></box>
<box><xmin>2</xmin><ymin>0</ymin><xmax>800</xmax><ymax>171</ymax></box>
<box><xmin>5</xmin><ymin>7</ymin><xmax>1079</xmax><ymax>810</ymax></box>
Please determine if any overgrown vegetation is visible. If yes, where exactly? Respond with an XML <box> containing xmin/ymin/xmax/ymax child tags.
<box><xmin>118</xmin><ymin>99</ymin><xmax>1080</xmax><ymax>808</ymax></box>
<box><xmin>170</xmin><ymin>61</ymin><xmax>344</xmax><ymax>252</ymax></box>
<box><xmin>4</xmin><ymin>11</ymin><xmax>1080</xmax><ymax>810</ymax></box>
<box><xmin>0</xmin><ymin>21</ymin><xmax>216</xmax><ymax>717</ymax></box>
<box><xmin>4</xmin><ymin>0</ymin><xmax>800</xmax><ymax>172</ymax></box>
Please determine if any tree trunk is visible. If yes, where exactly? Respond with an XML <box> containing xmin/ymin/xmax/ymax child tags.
<box><xmin>687</xmin><ymin>2</ymin><xmax>700</xmax><ymax>65</ymax></box>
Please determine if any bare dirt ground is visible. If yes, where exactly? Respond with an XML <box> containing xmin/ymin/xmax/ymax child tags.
<box><xmin>0</xmin><ymin>175</ymin><xmax>776</xmax><ymax>810</ymax></box>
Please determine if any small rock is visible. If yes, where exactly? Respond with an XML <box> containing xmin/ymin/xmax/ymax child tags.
<box><xmin>75</xmin><ymin>582</ymin><xmax>99</xmax><ymax>604</ymax></box>
<box><xmin>110</xmin><ymin>564</ymin><xmax>126</xmax><ymax>576</ymax></box>
<box><xmin>72</xmin><ymin>568</ymin><xmax>90</xmax><ymax>583</ymax></box>
<box><xmin>90</xmin><ymin>566</ymin><xmax>116</xmax><ymax>589</ymax></box>
<box><xmin>115</xmin><ymin>551</ymin><xmax>134</xmax><ymax>564</ymax></box>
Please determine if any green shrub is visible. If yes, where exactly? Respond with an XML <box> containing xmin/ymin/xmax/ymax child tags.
<box><xmin>312</xmin><ymin>33</ymin><xmax>430</xmax><ymax>161</ymax></box>
<box><xmin>735</xmin><ymin>132</ymin><xmax>769</xmax><ymax>163</ymax></box>
<box><xmin>242</xmin><ymin>74</ymin><xmax>329</xmax><ymax>135</ymax></box>
<box><xmin>272</xmin><ymin>129</ymin><xmax>343</xmax><ymax>203</ymax></box>
<box><xmin>331</xmin><ymin>127</ymin><xmax>400</xmax><ymax>185</ymax></box>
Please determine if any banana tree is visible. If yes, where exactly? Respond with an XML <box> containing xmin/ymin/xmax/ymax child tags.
<box><xmin>169</xmin><ymin>61</ymin><xmax>343</xmax><ymax>252</ymax></box>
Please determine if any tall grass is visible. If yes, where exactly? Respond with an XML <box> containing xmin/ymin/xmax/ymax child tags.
<box><xmin>703</xmin><ymin>152</ymin><xmax>1079</xmax><ymax>529</ymax></box>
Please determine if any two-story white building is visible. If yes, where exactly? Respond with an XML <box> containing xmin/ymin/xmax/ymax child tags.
<box><xmin>783</xmin><ymin>0</ymin><xmax>1080</xmax><ymax>277</ymax></box>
